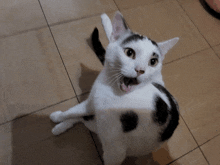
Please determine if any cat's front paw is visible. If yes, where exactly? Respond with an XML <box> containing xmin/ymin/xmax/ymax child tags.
<box><xmin>52</xmin><ymin>124</ymin><xmax>65</xmax><ymax>136</ymax></box>
<box><xmin>50</xmin><ymin>111</ymin><xmax>63</xmax><ymax>123</ymax></box>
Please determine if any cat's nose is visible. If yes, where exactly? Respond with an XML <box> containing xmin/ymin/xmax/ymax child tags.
<box><xmin>135</xmin><ymin>68</ymin><xmax>145</xmax><ymax>75</ymax></box>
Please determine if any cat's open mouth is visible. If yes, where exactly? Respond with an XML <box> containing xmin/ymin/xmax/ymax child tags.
<box><xmin>120</xmin><ymin>77</ymin><xmax>139</xmax><ymax>92</ymax></box>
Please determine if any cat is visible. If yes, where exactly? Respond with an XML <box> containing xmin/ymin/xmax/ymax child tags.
<box><xmin>50</xmin><ymin>11</ymin><xmax>179</xmax><ymax>165</ymax></box>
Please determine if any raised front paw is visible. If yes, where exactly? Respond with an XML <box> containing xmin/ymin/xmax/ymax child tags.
<box><xmin>50</xmin><ymin>111</ymin><xmax>63</xmax><ymax>123</ymax></box>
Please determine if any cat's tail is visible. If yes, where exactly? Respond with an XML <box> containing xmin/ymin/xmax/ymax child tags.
<box><xmin>91</xmin><ymin>27</ymin><xmax>105</xmax><ymax>65</ymax></box>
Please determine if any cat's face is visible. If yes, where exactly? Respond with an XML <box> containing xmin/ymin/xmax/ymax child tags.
<box><xmin>102</xmin><ymin>12</ymin><xmax>179</xmax><ymax>93</ymax></box>
<box><xmin>106</xmin><ymin>32</ymin><xmax>163</xmax><ymax>92</ymax></box>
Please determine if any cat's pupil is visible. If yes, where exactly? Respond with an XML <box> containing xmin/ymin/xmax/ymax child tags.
<box><xmin>124</xmin><ymin>48</ymin><xmax>135</xmax><ymax>59</ymax></box>
<box><xmin>127</xmin><ymin>49</ymin><xmax>133</xmax><ymax>56</ymax></box>
<box><xmin>150</xmin><ymin>58</ymin><xmax>158</xmax><ymax>66</ymax></box>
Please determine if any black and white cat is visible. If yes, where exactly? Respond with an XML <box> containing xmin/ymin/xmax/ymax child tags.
<box><xmin>50</xmin><ymin>12</ymin><xmax>179</xmax><ymax>165</ymax></box>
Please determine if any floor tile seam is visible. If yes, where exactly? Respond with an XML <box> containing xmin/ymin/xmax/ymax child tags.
<box><xmin>175</xmin><ymin>0</ymin><xmax>215</xmax><ymax>52</ymax></box>
<box><xmin>166</xmin><ymin>146</ymin><xmax>199</xmax><ymax>165</ymax></box>
<box><xmin>0</xmin><ymin>25</ymin><xmax>48</xmax><ymax>39</ymax></box>
<box><xmin>114</xmin><ymin>0</ymin><xmax>165</xmax><ymax>11</ymax></box>
<box><xmin>37</xmin><ymin>0</ymin><xmax>79</xmax><ymax>102</ymax></box>
<box><xmin>0</xmin><ymin>9</ymin><xmax>118</xmax><ymax>40</ymax></box>
<box><xmin>89</xmin><ymin>131</ymin><xmax>104</xmax><ymax>164</ymax></box>
<box><xmin>176</xmin><ymin>0</ymin><xmax>220</xmax><ymax>61</ymax></box>
<box><xmin>199</xmin><ymin>132</ymin><xmax>220</xmax><ymax>148</ymax></box>
<box><xmin>76</xmin><ymin>91</ymin><xmax>104</xmax><ymax>163</ymax></box>
<box><xmin>164</xmin><ymin>47</ymin><xmax>211</xmax><ymax>65</ymax></box>
<box><xmin>179</xmin><ymin>114</ymin><xmax>210</xmax><ymax>164</ymax></box>
<box><xmin>0</xmin><ymin>96</ymin><xmax>76</xmax><ymax>127</ymax></box>
<box><xmin>48</xmin><ymin>11</ymin><xmax>116</xmax><ymax>28</ymax></box>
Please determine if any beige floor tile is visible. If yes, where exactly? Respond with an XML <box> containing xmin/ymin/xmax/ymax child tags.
<box><xmin>0</xmin><ymin>0</ymin><xmax>47</xmax><ymax>38</ymax></box>
<box><xmin>162</xmin><ymin>48</ymin><xmax>220</xmax><ymax>145</ymax></box>
<box><xmin>50</xmin><ymin>13</ymin><xmax>115</xmax><ymax>95</ymax></box>
<box><xmin>0</xmin><ymin>98</ymin><xmax>102</xmax><ymax>165</ymax></box>
<box><xmin>121</xmin><ymin>0</ymin><xmax>210</xmax><ymax>64</ymax></box>
<box><xmin>40</xmin><ymin>0</ymin><xmax>117</xmax><ymax>25</ymax></box>
<box><xmin>114</xmin><ymin>0</ymin><xmax>162</xmax><ymax>10</ymax></box>
<box><xmin>0</xmin><ymin>28</ymin><xmax>74</xmax><ymax>124</ymax></box>
<box><xmin>146</xmin><ymin>117</ymin><xmax>197</xmax><ymax>165</ymax></box>
<box><xmin>177</xmin><ymin>0</ymin><xmax>220</xmax><ymax>46</ymax></box>
<box><xmin>201</xmin><ymin>135</ymin><xmax>220</xmax><ymax>165</ymax></box>
<box><xmin>171</xmin><ymin>148</ymin><xmax>208</xmax><ymax>165</ymax></box>
<box><xmin>213</xmin><ymin>44</ymin><xmax>220</xmax><ymax>58</ymax></box>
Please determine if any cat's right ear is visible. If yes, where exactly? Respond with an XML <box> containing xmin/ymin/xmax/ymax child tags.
<box><xmin>110</xmin><ymin>12</ymin><xmax>129</xmax><ymax>42</ymax></box>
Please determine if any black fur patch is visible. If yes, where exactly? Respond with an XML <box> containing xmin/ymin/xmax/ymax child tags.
<box><xmin>91</xmin><ymin>28</ymin><xmax>105</xmax><ymax>65</ymax></box>
<box><xmin>83</xmin><ymin>115</ymin><xmax>95</xmax><ymax>121</ymax></box>
<box><xmin>120</xmin><ymin>111</ymin><xmax>138</xmax><ymax>133</ymax></box>
<box><xmin>151</xmin><ymin>40</ymin><xmax>158</xmax><ymax>47</ymax></box>
<box><xmin>152</xmin><ymin>83</ymin><xmax>179</xmax><ymax>142</ymax></box>
<box><xmin>153</xmin><ymin>96</ymin><xmax>169</xmax><ymax>125</ymax></box>
<box><xmin>122</xmin><ymin>34</ymin><xmax>144</xmax><ymax>45</ymax></box>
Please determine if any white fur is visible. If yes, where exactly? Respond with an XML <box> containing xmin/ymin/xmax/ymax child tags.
<box><xmin>50</xmin><ymin>12</ymin><xmax>179</xmax><ymax>165</ymax></box>
<box><xmin>101</xmin><ymin>13</ymin><xmax>112</xmax><ymax>42</ymax></box>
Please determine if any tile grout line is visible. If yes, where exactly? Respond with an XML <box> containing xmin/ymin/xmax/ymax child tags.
<box><xmin>164</xmin><ymin>47</ymin><xmax>210</xmax><ymax>65</ymax></box>
<box><xmin>0</xmin><ymin>96</ymin><xmax>76</xmax><ymax>127</ymax></box>
<box><xmin>178</xmin><ymin>115</ymin><xmax>210</xmax><ymax>164</ymax></box>
<box><xmin>175</xmin><ymin>0</ymin><xmax>220</xmax><ymax>60</ymax></box>
<box><xmin>166</xmin><ymin>146</ymin><xmax>200</xmax><ymax>165</ymax></box>
<box><xmin>0</xmin><ymin>10</ymin><xmax>116</xmax><ymax>40</ymax></box>
<box><xmin>36</xmin><ymin>1</ymin><xmax>104</xmax><ymax>163</ymax></box>
<box><xmin>37</xmin><ymin>0</ymin><xmax>80</xmax><ymax>103</ymax></box>
<box><xmin>199</xmin><ymin>132</ymin><xmax>220</xmax><ymax>147</ymax></box>
<box><xmin>78</xmin><ymin>95</ymin><xmax>104</xmax><ymax>165</ymax></box>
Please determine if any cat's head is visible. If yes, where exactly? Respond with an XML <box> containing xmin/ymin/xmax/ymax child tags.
<box><xmin>102</xmin><ymin>12</ymin><xmax>179</xmax><ymax>93</ymax></box>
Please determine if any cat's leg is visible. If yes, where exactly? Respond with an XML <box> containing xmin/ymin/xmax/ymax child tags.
<box><xmin>102</xmin><ymin>140</ymin><xmax>126</xmax><ymax>165</ymax></box>
<box><xmin>52</xmin><ymin>118</ymin><xmax>81</xmax><ymax>135</ymax></box>
<box><xmin>96</xmin><ymin>111</ymin><xmax>127</xmax><ymax>165</ymax></box>
<box><xmin>50</xmin><ymin>100</ymin><xmax>92</xmax><ymax>123</ymax></box>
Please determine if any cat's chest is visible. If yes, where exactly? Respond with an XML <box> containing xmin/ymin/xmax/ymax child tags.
<box><xmin>92</xmin><ymin>85</ymin><xmax>158</xmax><ymax>112</ymax></box>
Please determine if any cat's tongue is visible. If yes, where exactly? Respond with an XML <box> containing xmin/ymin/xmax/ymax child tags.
<box><xmin>121</xmin><ymin>83</ymin><xmax>132</xmax><ymax>92</ymax></box>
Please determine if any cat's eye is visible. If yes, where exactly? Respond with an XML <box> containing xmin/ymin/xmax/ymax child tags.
<box><xmin>149</xmin><ymin>58</ymin><xmax>158</xmax><ymax>67</ymax></box>
<box><xmin>124</xmin><ymin>48</ymin><xmax>135</xmax><ymax>59</ymax></box>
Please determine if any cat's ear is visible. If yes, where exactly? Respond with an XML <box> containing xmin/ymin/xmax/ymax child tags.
<box><xmin>158</xmin><ymin>37</ymin><xmax>179</xmax><ymax>56</ymax></box>
<box><xmin>110</xmin><ymin>11</ymin><xmax>129</xmax><ymax>42</ymax></box>
<box><xmin>101</xmin><ymin>13</ymin><xmax>113</xmax><ymax>42</ymax></box>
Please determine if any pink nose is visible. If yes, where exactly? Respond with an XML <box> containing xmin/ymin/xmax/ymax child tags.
<box><xmin>135</xmin><ymin>68</ymin><xmax>145</xmax><ymax>75</ymax></box>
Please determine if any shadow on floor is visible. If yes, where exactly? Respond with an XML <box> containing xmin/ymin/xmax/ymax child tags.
<box><xmin>11</xmin><ymin>114</ymin><xmax>102</xmax><ymax>165</ymax></box>
<box><xmin>78</xmin><ymin>63</ymin><xmax>101</xmax><ymax>94</ymax></box>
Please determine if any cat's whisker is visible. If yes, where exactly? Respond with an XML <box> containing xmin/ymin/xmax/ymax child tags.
<box><xmin>109</xmin><ymin>73</ymin><xmax>123</xmax><ymax>87</ymax></box>
<box><xmin>107</xmin><ymin>72</ymin><xmax>122</xmax><ymax>86</ymax></box>
<box><xmin>108</xmin><ymin>74</ymin><xmax>121</xmax><ymax>86</ymax></box>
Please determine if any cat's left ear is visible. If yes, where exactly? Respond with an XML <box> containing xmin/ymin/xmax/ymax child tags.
<box><xmin>158</xmin><ymin>37</ymin><xmax>179</xmax><ymax>57</ymax></box>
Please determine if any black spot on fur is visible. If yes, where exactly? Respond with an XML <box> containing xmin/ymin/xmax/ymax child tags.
<box><xmin>152</xmin><ymin>83</ymin><xmax>179</xmax><ymax>142</ymax></box>
<box><xmin>122</xmin><ymin>34</ymin><xmax>144</xmax><ymax>45</ymax></box>
<box><xmin>91</xmin><ymin>28</ymin><xmax>105</xmax><ymax>65</ymax></box>
<box><xmin>120</xmin><ymin>111</ymin><xmax>138</xmax><ymax>133</ymax></box>
<box><xmin>83</xmin><ymin>115</ymin><xmax>95</xmax><ymax>121</ymax></box>
<box><xmin>153</xmin><ymin>96</ymin><xmax>169</xmax><ymax>125</ymax></box>
<box><xmin>149</xmin><ymin>38</ymin><xmax>158</xmax><ymax>47</ymax></box>
<box><xmin>151</xmin><ymin>40</ymin><xmax>158</xmax><ymax>47</ymax></box>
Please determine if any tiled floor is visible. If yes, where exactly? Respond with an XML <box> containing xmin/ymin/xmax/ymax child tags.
<box><xmin>0</xmin><ymin>0</ymin><xmax>220</xmax><ymax>164</ymax></box>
